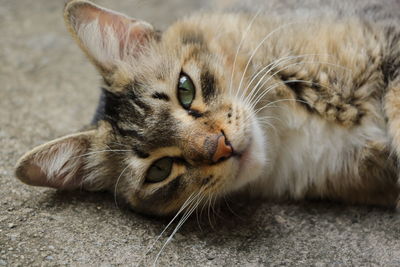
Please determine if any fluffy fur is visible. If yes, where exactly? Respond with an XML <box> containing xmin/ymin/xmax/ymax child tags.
<box><xmin>15</xmin><ymin>0</ymin><xmax>400</xmax><ymax>215</ymax></box>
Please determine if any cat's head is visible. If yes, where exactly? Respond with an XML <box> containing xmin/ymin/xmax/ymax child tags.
<box><xmin>15</xmin><ymin>0</ymin><xmax>266</xmax><ymax>216</ymax></box>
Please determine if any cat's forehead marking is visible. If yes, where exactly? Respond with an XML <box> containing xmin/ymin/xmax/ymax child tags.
<box><xmin>200</xmin><ymin>69</ymin><xmax>218</xmax><ymax>103</ymax></box>
<box><xmin>180</xmin><ymin>29</ymin><xmax>205</xmax><ymax>47</ymax></box>
<box><xmin>132</xmin><ymin>147</ymin><xmax>150</xmax><ymax>159</ymax></box>
<box><xmin>151</xmin><ymin>92</ymin><xmax>170</xmax><ymax>102</ymax></box>
<box><xmin>180</xmin><ymin>46</ymin><xmax>221</xmax><ymax>105</ymax></box>
<box><xmin>103</xmin><ymin>91</ymin><xmax>146</xmax><ymax>126</ymax></box>
<box><xmin>101</xmin><ymin>80</ymin><xmax>180</xmax><ymax>158</ymax></box>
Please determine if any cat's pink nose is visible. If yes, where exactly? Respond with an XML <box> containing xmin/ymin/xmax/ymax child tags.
<box><xmin>212</xmin><ymin>134</ymin><xmax>233</xmax><ymax>163</ymax></box>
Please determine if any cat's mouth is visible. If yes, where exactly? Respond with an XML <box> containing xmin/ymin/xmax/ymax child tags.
<box><xmin>227</xmin><ymin>117</ymin><xmax>267</xmax><ymax>191</ymax></box>
<box><xmin>232</xmin><ymin>138</ymin><xmax>253</xmax><ymax>178</ymax></box>
<box><xmin>233</xmin><ymin>138</ymin><xmax>252</xmax><ymax>162</ymax></box>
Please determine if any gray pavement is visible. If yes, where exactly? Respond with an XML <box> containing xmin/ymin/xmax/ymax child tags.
<box><xmin>1</xmin><ymin>0</ymin><xmax>400</xmax><ymax>266</ymax></box>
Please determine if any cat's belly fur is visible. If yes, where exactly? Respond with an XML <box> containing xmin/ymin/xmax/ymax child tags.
<box><xmin>250</xmin><ymin>107</ymin><xmax>398</xmax><ymax>205</ymax></box>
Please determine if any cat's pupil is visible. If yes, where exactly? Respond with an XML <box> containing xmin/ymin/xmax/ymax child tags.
<box><xmin>145</xmin><ymin>157</ymin><xmax>173</xmax><ymax>183</ymax></box>
<box><xmin>177</xmin><ymin>73</ymin><xmax>195</xmax><ymax>109</ymax></box>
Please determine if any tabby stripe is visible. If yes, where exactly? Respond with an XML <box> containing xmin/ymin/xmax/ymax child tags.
<box><xmin>188</xmin><ymin>109</ymin><xmax>203</xmax><ymax>118</ymax></box>
<box><xmin>126</xmin><ymin>90</ymin><xmax>151</xmax><ymax>112</ymax></box>
<box><xmin>278</xmin><ymin>74</ymin><xmax>313</xmax><ymax>112</ymax></box>
<box><xmin>132</xmin><ymin>147</ymin><xmax>150</xmax><ymax>158</ymax></box>
<box><xmin>200</xmin><ymin>70</ymin><xmax>217</xmax><ymax>102</ymax></box>
<box><xmin>181</xmin><ymin>30</ymin><xmax>205</xmax><ymax>46</ymax></box>
<box><xmin>103</xmin><ymin>91</ymin><xmax>146</xmax><ymax>127</ymax></box>
<box><xmin>152</xmin><ymin>92</ymin><xmax>170</xmax><ymax>101</ymax></box>
<box><xmin>118</xmin><ymin>128</ymin><xmax>143</xmax><ymax>139</ymax></box>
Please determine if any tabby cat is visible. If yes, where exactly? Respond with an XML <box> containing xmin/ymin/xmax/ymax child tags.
<box><xmin>15</xmin><ymin>0</ymin><xmax>400</xmax><ymax>216</ymax></box>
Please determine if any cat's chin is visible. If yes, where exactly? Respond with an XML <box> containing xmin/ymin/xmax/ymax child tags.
<box><xmin>229</xmin><ymin>118</ymin><xmax>267</xmax><ymax>192</ymax></box>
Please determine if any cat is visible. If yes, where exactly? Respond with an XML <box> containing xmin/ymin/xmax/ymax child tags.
<box><xmin>15</xmin><ymin>0</ymin><xmax>400</xmax><ymax>216</ymax></box>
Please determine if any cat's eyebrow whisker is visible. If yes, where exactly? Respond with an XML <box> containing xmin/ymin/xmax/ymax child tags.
<box><xmin>245</xmin><ymin>69</ymin><xmax>339</xmax><ymax>122</ymax></box>
<box><xmin>241</xmin><ymin>52</ymin><xmax>350</xmax><ymax>107</ymax></box>
<box><xmin>258</xmin><ymin>120</ymin><xmax>278</xmax><ymax>134</ymax></box>
<box><xmin>240</xmin><ymin>52</ymin><xmax>294</xmax><ymax>102</ymax></box>
<box><xmin>247</xmin><ymin>99</ymin><xmax>307</xmax><ymax>125</ymax></box>
<box><xmin>246</xmin><ymin>61</ymin><xmax>344</xmax><ymax>109</ymax></box>
<box><xmin>113</xmin><ymin>161</ymin><xmax>134</xmax><ymax>208</ymax></box>
<box><xmin>263</xmin><ymin>98</ymin><xmax>310</xmax><ymax>109</ymax></box>
<box><xmin>243</xmin><ymin>112</ymin><xmax>281</xmax><ymax>137</ymax></box>
<box><xmin>153</xmin><ymin>193</ymin><xmax>205</xmax><ymax>267</ymax></box>
<box><xmin>254</xmin><ymin>98</ymin><xmax>310</xmax><ymax>117</ymax></box>
<box><xmin>249</xmin><ymin>77</ymin><xmax>332</xmax><ymax>113</ymax></box>
<box><xmin>228</xmin><ymin>9</ymin><xmax>262</xmax><ymax>95</ymax></box>
<box><xmin>240</xmin><ymin>53</ymin><xmax>301</xmax><ymax>102</ymax></box>
<box><xmin>256</xmin><ymin>116</ymin><xmax>284</xmax><ymax>132</ymax></box>
<box><xmin>246</xmin><ymin>102</ymin><xmax>295</xmax><ymax>124</ymax></box>
<box><xmin>257</xmin><ymin>115</ymin><xmax>285</xmax><ymax>125</ymax></box>
<box><xmin>243</xmin><ymin>96</ymin><xmax>299</xmax><ymax>126</ymax></box>
<box><xmin>244</xmin><ymin>61</ymin><xmax>348</xmax><ymax>119</ymax></box>
<box><xmin>242</xmin><ymin>53</ymin><xmax>334</xmax><ymax>105</ymax></box>
<box><xmin>234</xmin><ymin>21</ymin><xmax>302</xmax><ymax>100</ymax></box>
<box><xmin>249</xmin><ymin>79</ymin><xmax>316</xmax><ymax>112</ymax></box>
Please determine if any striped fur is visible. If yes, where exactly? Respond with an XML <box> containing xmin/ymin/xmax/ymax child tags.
<box><xmin>15</xmin><ymin>0</ymin><xmax>400</xmax><ymax>215</ymax></box>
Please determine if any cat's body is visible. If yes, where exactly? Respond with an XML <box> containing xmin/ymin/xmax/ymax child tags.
<box><xmin>15</xmin><ymin>0</ymin><xmax>400</xmax><ymax>215</ymax></box>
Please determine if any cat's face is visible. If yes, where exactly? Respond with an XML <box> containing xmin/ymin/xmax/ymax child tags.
<box><xmin>105</xmin><ymin>34</ymin><xmax>268</xmax><ymax>215</ymax></box>
<box><xmin>15</xmin><ymin>0</ymin><xmax>266</xmax><ymax>216</ymax></box>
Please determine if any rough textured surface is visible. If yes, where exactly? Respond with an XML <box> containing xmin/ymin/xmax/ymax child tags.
<box><xmin>1</xmin><ymin>0</ymin><xmax>400</xmax><ymax>266</ymax></box>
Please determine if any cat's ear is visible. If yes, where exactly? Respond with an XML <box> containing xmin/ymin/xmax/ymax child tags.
<box><xmin>15</xmin><ymin>131</ymin><xmax>96</xmax><ymax>190</ymax></box>
<box><xmin>64</xmin><ymin>0</ymin><xmax>157</xmax><ymax>76</ymax></box>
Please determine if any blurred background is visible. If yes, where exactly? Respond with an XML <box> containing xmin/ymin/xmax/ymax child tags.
<box><xmin>1</xmin><ymin>0</ymin><xmax>400</xmax><ymax>266</ymax></box>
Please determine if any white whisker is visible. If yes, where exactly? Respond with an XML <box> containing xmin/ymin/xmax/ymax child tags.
<box><xmin>136</xmin><ymin>192</ymin><xmax>201</xmax><ymax>267</ymax></box>
<box><xmin>247</xmin><ymin>61</ymin><xmax>345</xmax><ymax>110</ymax></box>
<box><xmin>243</xmin><ymin>54</ymin><xmax>334</xmax><ymax>105</ymax></box>
<box><xmin>228</xmin><ymin>10</ymin><xmax>262</xmax><ymax>95</ymax></box>
<box><xmin>249</xmin><ymin>79</ymin><xmax>312</xmax><ymax>112</ymax></box>
<box><xmin>234</xmin><ymin>21</ymin><xmax>300</xmax><ymax>100</ymax></box>
<box><xmin>152</xmin><ymin>193</ymin><xmax>205</xmax><ymax>267</ymax></box>
<box><xmin>146</xmin><ymin>192</ymin><xmax>199</xmax><ymax>254</ymax></box>
<box><xmin>255</xmin><ymin>98</ymin><xmax>309</xmax><ymax>116</ymax></box>
<box><xmin>113</xmin><ymin>162</ymin><xmax>133</xmax><ymax>208</ymax></box>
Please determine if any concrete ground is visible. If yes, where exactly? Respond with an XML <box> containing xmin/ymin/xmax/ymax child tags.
<box><xmin>1</xmin><ymin>0</ymin><xmax>400</xmax><ymax>266</ymax></box>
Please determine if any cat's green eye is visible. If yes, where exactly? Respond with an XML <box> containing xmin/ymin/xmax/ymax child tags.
<box><xmin>177</xmin><ymin>73</ymin><xmax>195</xmax><ymax>109</ymax></box>
<box><xmin>145</xmin><ymin>157</ymin><xmax>173</xmax><ymax>183</ymax></box>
